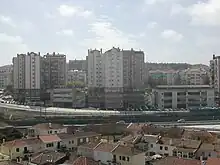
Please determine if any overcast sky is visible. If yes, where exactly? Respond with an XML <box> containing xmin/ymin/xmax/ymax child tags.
<box><xmin>0</xmin><ymin>0</ymin><xmax>219</xmax><ymax>65</ymax></box>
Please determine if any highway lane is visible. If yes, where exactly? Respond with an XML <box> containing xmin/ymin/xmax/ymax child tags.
<box><xmin>0</xmin><ymin>103</ymin><xmax>188</xmax><ymax>116</ymax></box>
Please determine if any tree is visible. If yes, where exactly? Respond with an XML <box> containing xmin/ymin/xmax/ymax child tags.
<box><xmin>67</xmin><ymin>81</ymin><xmax>85</xmax><ymax>88</ymax></box>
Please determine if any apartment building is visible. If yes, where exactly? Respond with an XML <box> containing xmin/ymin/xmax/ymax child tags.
<box><xmin>180</xmin><ymin>67</ymin><xmax>208</xmax><ymax>85</ymax></box>
<box><xmin>0</xmin><ymin>65</ymin><xmax>13</xmax><ymax>89</ymax></box>
<box><xmin>13</xmin><ymin>52</ymin><xmax>41</xmax><ymax>101</ymax></box>
<box><xmin>67</xmin><ymin>70</ymin><xmax>86</xmax><ymax>85</ymax></box>
<box><xmin>68</xmin><ymin>59</ymin><xmax>87</xmax><ymax>71</ymax></box>
<box><xmin>87</xmin><ymin>49</ymin><xmax>105</xmax><ymax>108</ymax></box>
<box><xmin>210</xmin><ymin>55</ymin><xmax>220</xmax><ymax>105</ymax></box>
<box><xmin>152</xmin><ymin>85</ymin><xmax>215</xmax><ymax>109</ymax></box>
<box><xmin>41</xmin><ymin>52</ymin><xmax>66</xmax><ymax>89</ymax></box>
<box><xmin>149</xmin><ymin>70</ymin><xmax>179</xmax><ymax>85</ymax></box>
<box><xmin>87</xmin><ymin>47</ymin><xmax>145</xmax><ymax>109</ymax></box>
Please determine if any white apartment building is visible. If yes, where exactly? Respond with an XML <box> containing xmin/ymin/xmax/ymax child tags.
<box><xmin>152</xmin><ymin>85</ymin><xmax>215</xmax><ymax>109</ymax></box>
<box><xmin>180</xmin><ymin>68</ymin><xmax>208</xmax><ymax>85</ymax></box>
<box><xmin>13</xmin><ymin>52</ymin><xmax>41</xmax><ymax>101</ymax></box>
<box><xmin>87</xmin><ymin>47</ymin><xmax>145</xmax><ymax>109</ymax></box>
<box><xmin>87</xmin><ymin>49</ymin><xmax>104</xmax><ymax>88</ymax></box>
<box><xmin>67</xmin><ymin>70</ymin><xmax>86</xmax><ymax>85</ymax></box>
<box><xmin>104</xmin><ymin>47</ymin><xmax>124</xmax><ymax>108</ymax></box>
<box><xmin>87</xmin><ymin>49</ymin><xmax>105</xmax><ymax>108</ymax></box>
<box><xmin>0</xmin><ymin>65</ymin><xmax>13</xmax><ymax>89</ymax></box>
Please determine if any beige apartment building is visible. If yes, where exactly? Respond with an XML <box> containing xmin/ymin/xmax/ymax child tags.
<box><xmin>13</xmin><ymin>52</ymin><xmax>41</xmax><ymax>101</ymax></box>
<box><xmin>41</xmin><ymin>52</ymin><xmax>67</xmax><ymax>90</ymax></box>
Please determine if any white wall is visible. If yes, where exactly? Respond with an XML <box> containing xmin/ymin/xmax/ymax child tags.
<box><xmin>94</xmin><ymin>150</ymin><xmax>113</xmax><ymax>164</ymax></box>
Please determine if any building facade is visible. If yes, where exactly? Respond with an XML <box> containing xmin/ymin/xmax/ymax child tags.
<box><xmin>0</xmin><ymin>65</ymin><xmax>13</xmax><ymax>89</ymax></box>
<box><xmin>180</xmin><ymin>68</ymin><xmax>208</xmax><ymax>85</ymax></box>
<box><xmin>50</xmin><ymin>88</ymin><xmax>86</xmax><ymax>108</ymax></box>
<box><xmin>87</xmin><ymin>47</ymin><xmax>145</xmax><ymax>109</ymax></box>
<box><xmin>152</xmin><ymin>85</ymin><xmax>215</xmax><ymax>109</ymax></box>
<box><xmin>41</xmin><ymin>52</ymin><xmax>66</xmax><ymax>89</ymax></box>
<box><xmin>67</xmin><ymin>70</ymin><xmax>86</xmax><ymax>85</ymax></box>
<box><xmin>13</xmin><ymin>52</ymin><xmax>41</xmax><ymax>101</ymax></box>
<box><xmin>210</xmin><ymin>55</ymin><xmax>220</xmax><ymax>104</ymax></box>
<box><xmin>68</xmin><ymin>59</ymin><xmax>87</xmax><ymax>71</ymax></box>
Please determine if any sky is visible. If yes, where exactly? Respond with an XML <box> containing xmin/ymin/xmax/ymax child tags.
<box><xmin>0</xmin><ymin>0</ymin><xmax>219</xmax><ymax>65</ymax></box>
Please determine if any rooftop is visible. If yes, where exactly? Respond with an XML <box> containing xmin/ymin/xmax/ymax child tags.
<box><xmin>206</xmin><ymin>157</ymin><xmax>220</xmax><ymax>165</ymax></box>
<box><xmin>152</xmin><ymin>157</ymin><xmax>201</xmax><ymax>165</ymax></box>
<box><xmin>72</xmin><ymin>156</ymin><xmax>99</xmax><ymax>165</ymax></box>
<box><xmin>3</xmin><ymin>138</ymin><xmax>41</xmax><ymax>148</ymax></box>
<box><xmin>155</xmin><ymin>85</ymin><xmax>212</xmax><ymax>89</ymax></box>
<box><xmin>39</xmin><ymin>135</ymin><xmax>61</xmax><ymax>143</ymax></box>
<box><xmin>33</xmin><ymin>123</ymin><xmax>65</xmax><ymax>130</ymax></box>
<box><xmin>112</xmin><ymin>145</ymin><xmax>143</xmax><ymax>156</ymax></box>
<box><xmin>94</xmin><ymin>142</ymin><xmax>119</xmax><ymax>152</ymax></box>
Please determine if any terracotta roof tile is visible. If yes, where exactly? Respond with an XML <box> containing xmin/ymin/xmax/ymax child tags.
<box><xmin>112</xmin><ymin>145</ymin><xmax>143</xmax><ymax>156</ymax></box>
<box><xmin>72</xmin><ymin>156</ymin><xmax>99</xmax><ymax>165</ymax></box>
<box><xmin>33</xmin><ymin>123</ymin><xmax>65</xmax><ymax>130</ymax></box>
<box><xmin>153</xmin><ymin>157</ymin><xmax>201</xmax><ymax>165</ymax></box>
<box><xmin>39</xmin><ymin>135</ymin><xmax>61</xmax><ymax>143</ymax></box>
<box><xmin>94</xmin><ymin>142</ymin><xmax>119</xmax><ymax>152</ymax></box>
<box><xmin>207</xmin><ymin>157</ymin><xmax>220</xmax><ymax>165</ymax></box>
<box><xmin>3</xmin><ymin>138</ymin><xmax>41</xmax><ymax>148</ymax></box>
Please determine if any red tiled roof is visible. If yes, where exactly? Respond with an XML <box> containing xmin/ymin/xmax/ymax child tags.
<box><xmin>39</xmin><ymin>135</ymin><xmax>61</xmax><ymax>143</ymax></box>
<box><xmin>3</xmin><ymin>138</ymin><xmax>41</xmax><ymax>148</ymax></box>
<box><xmin>207</xmin><ymin>158</ymin><xmax>220</xmax><ymax>165</ymax></box>
<box><xmin>153</xmin><ymin>157</ymin><xmax>201</xmax><ymax>165</ymax></box>
<box><xmin>94</xmin><ymin>142</ymin><xmax>119</xmax><ymax>152</ymax></box>
<box><xmin>72</xmin><ymin>156</ymin><xmax>99</xmax><ymax>165</ymax></box>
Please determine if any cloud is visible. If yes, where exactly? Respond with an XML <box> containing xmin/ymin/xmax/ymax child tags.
<box><xmin>170</xmin><ymin>4</ymin><xmax>185</xmax><ymax>15</ymax></box>
<box><xmin>147</xmin><ymin>22</ymin><xmax>158</xmax><ymax>29</ymax></box>
<box><xmin>145</xmin><ymin>0</ymin><xmax>174</xmax><ymax>5</ymax></box>
<box><xmin>58</xmin><ymin>4</ymin><xmax>93</xmax><ymax>18</ymax></box>
<box><xmin>187</xmin><ymin>0</ymin><xmax>220</xmax><ymax>26</ymax></box>
<box><xmin>0</xmin><ymin>33</ymin><xmax>29</xmax><ymax>65</ymax></box>
<box><xmin>56</xmin><ymin>29</ymin><xmax>74</xmax><ymax>36</ymax></box>
<box><xmin>0</xmin><ymin>15</ymin><xmax>16</xmax><ymax>27</ymax></box>
<box><xmin>161</xmin><ymin>29</ymin><xmax>183</xmax><ymax>42</ymax></box>
<box><xmin>83</xmin><ymin>20</ymin><xmax>139</xmax><ymax>50</ymax></box>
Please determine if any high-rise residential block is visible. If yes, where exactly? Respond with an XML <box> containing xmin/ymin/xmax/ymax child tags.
<box><xmin>13</xmin><ymin>52</ymin><xmax>41</xmax><ymax>101</ymax></box>
<box><xmin>87</xmin><ymin>47</ymin><xmax>145</xmax><ymax>109</ymax></box>
<box><xmin>41</xmin><ymin>52</ymin><xmax>67</xmax><ymax>89</ymax></box>
<box><xmin>0</xmin><ymin>65</ymin><xmax>13</xmax><ymax>89</ymax></box>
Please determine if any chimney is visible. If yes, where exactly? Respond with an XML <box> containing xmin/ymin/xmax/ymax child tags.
<box><xmin>213</xmin><ymin>54</ymin><xmax>216</xmax><ymax>59</ymax></box>
<box><xmin>49</xmin><ymin>123</ymin><xmax>52</xmax><ymax>128</ymax></box>
<box><xmin>169</xmin><ymin>139</ymin><xmax>172</xmax><ymax>145</ymax></box>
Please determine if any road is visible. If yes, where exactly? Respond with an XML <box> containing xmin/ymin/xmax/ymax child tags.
<box><xmin>0</xmin><ymin>103</ymin><xmax>188</xmax><ymax>116</ymax></box>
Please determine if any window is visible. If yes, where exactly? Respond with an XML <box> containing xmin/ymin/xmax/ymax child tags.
<box><xmin>46</xmin><ymin>143</ymin><xmax>54</xmax><ymax>148</ymax></box>
<box><xmin>72</xmin><ymin>140</ymin><xmax>74</xmax><ymax>144</ymax></box>
<box><xmin>119</xmin><ymin>156</ymin><xmax>121</xmax><ymax>160</ymax></box>
<box><xmin>150</xmin><ymin>144</ymin><xmax>153</xmax><ymax>148</ymax></box>
<box><xmin>16</xmin><ymin>148</ymin><xmax>19</xmax><ymax>152</ymax></box>
<box><xmin>127</xmin><ymin>157</ymin><xmax>130</xmax><ymax>161</ymax></box>
<box><xmin>69</xmin><ymin>141</ymin><xmax>71</xmax><ymax>144</ymax></box>
<box><xmin>165</xmin><ymin>146</ymin><xmax>168</xmax><ymax>150</ymax></box>
<box><xmin>189</xmin><ymin>152</ymin><xmax>194</xmax><ymax>158</ymax></box>
<box><xmin>160</xmin><ymin>146</ymin><xmax>163</xmax><ymax>150</ymax></box>
<box><xmin>173</xmin><ymin>151</ymin><xmax>177</xmax><ymax>156</ymax></box>
<box><xmin>122</xmin><ymin>156</ymin><xmax>125</xmax><ymax>161</ymax></box>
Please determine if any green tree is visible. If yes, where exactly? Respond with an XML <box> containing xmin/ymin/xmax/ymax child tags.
<box><xmin>67</xmin><ymin>81</ymin><xmax>85</xmax><ymax>88</ymax></box>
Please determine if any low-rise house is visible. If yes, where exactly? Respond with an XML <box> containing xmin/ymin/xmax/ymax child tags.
<box><xmin>93</xmin><ymin>142</ymin><xmax>119</xmax><ymax>164</ymax></box>
<box><xmin>28</xmin><ymin>123</ymin><xmax>67</xmax><ymax>137</ymax></box>
<box><xmin>29</xmin><ymin>151</ymin><xmax>68</xmax><ymax>165</ymax></box>
<box><xmin>0</xmin><ymin>138</ymin><xmax>43</xmax><ymax>160</ymax></box>
<box><xmin>112</xmin><ymin>145</ymin><xmax>145</xmax><ymax>165</ymax></box>
<box><xmin>58</xmin><ymin>132</ymin><xmax>100</xmax><ymax>151</ymax></box>
<box><xmin>152</xmin><ymin>156</ymin><xmax>201</xmax><ymax>165</ymax></box>
<box><xmin>72</xmin><ymin>156</ymin><xmax>99</xmax><ymax>165</ymax></box>
<box><xmin>77</xmin><ymin>142</ymin><xmax>101</xmax><ymax>158</ymax></box>
<box><xmin>172</xmin><ymin>138</ymin><xmax>202</xmax><ymax>159</ymax></box>
<box><xmin>143</xmin><ymin>135</ymin><xmax>176</xmax><ymax>156</ymax></box>
<box><xmin>195</xmin><ymin>143</ymin><xmax>220</xmax><ymax>160</ymax></box>
<box><xmin>39</xmin><ymin>135</ymin><xmax>61</xmax><ymax>151</ymax></box>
